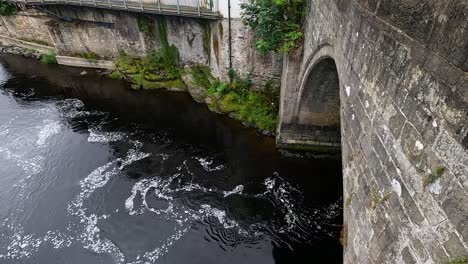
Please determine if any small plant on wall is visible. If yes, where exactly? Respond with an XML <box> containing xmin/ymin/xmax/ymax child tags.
<box><xmin>0</xmin><ymin>0</ymin><xmax>16</xmax><ymax>16</ymax></box>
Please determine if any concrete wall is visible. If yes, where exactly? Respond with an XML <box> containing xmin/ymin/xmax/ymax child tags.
<box><xmin>278</xmin><ymin>0</ymin><xmax>468</xmax><ymax>263</ymax></box>
<box><xmin>0</xmin><ymin>5</ymin><xmax>282</xmax><ymax>88</ymax></box>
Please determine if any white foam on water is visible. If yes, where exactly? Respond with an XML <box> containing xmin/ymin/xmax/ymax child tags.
<box><xmin>195</xmin><ymin>157</ymin><xmax>225</xmax><ymax>172</ymax></box>
<box><xmin>0</xmin><ymin>223</ymin><xmax>73</xmax><ymax>259</ymax></box>
<box><xmin>129</xmin><ymin>227</ymin><xmax>190</xmax><ymax>264</ymax></box>
<box><xmin>261</xmin><ymin>173</ymin><xmax>300</xmax><ymax>231</ymax></box>
<box><xmin>1</xmin><ymin>139</ymin><xmax>150</xmax><ymax>263</ymax></box>
<box><xmin>223</xmin><ymin>185</ymin><xmax>244</xmax><ymax>197</ymax></box>
<box><xmin>88</xmin><ymin>129</ymin><xmax>125</xmax><ymax>143</ymax></box>
<box><xmin>66</xmin><ymin>141</ymin><xmax>150</xmax><ymax>262</ymax></box>
<box><xmin>36</xmin><ymin>120</ymin><xmax>62</xmax><ymax>146</ymax></box>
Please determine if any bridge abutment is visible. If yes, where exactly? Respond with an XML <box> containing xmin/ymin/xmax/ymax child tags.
<box><xmin>278</xmin><ymin>0</ymin><xmax>468</xmax><ymax>262</ymax></box>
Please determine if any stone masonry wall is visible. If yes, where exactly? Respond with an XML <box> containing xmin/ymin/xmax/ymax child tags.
<box><xmin>0</xmin><ymin>6</ymin><xmax>282</xmax><ymax>88</ymax></box>
<box><xmin>278</xmin><ymin>0</ymin><xmax>468</xmax><ymax>263</ymax></box>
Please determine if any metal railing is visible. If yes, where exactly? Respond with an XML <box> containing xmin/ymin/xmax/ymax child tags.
<box><xmin>8</xmin><ymin>0</ymin><xmax>219</xmax><ymax>19</ymax></box>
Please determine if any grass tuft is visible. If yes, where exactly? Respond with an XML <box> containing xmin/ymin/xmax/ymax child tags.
<box><xmin>40</xmin><ymin>51</ymin><xmax>57</xmax><ymax>64</ymax></box>
<box><xmin>424</xmin><ymin>166</ymin><xmax>446</xmax><ymax>187</ymax></box>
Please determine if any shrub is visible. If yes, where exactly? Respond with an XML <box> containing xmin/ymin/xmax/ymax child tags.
<box><xmin>40</xmin><ymin>51</ymin><xmax>57</xmax><ymax>64</ymax></box>
<box><xmin>241</xmin><ymin>0</ymin><xmax>305</xmax><ymax>54</ymax></box>
<box><xmin>0</xmin><ymin>0</ymin><xmax>16</xmax><ymax>16</ymax></box>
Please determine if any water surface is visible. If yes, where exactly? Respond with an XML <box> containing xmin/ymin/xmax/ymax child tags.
<box><xmin>0</xmin><ymin>55</ymin><xmax>343</xmax><ymax>263</ymax></box>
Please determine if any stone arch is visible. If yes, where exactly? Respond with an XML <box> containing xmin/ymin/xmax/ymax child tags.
<box><xmin>293</xmin><ymin>45</ymin><xmax>341</xmax><ymax>147</ymax></box>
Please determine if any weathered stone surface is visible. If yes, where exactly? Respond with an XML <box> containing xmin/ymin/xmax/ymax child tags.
<box><xmin>0</xmin><ymin>6</ymin><xmax>282</xmax><ymax>89</ymax></box>
<box><xmin>278</xmin><ymin>0</ymin><xmax>468</xmax><ymax>263</ymax></box>
<box><xmin>181</xmin><ymin>66</ymin><xmax>208</xmax><ymax>103</ymax></box>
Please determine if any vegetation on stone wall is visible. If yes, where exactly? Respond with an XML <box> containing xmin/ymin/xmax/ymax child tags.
<box><xmin>137</xmin><ymin>16</ymin><xmax>155</xmax><ymax>39</ymax></box>
<box><xmin>110</xmin><ymin>51</ymin><xmax>185</xmax><ymax>90</ymax></box>
<box><xmin>340</xmin><ymin>223</ymin><xmax>348</xmax><ymax>249</ymax></box>
<box><xmin>370</xmin><ymin>188</ymin><xmax>390</xmax><ymax>210</ymax></box>
<box><xmin>241</xmin><ymin>0</ymin><xmax>305</xmax><ymax>54</ymax></box>
<box><xmin>40</xmin><ymin>51</ymin><xmax>57</xmax><ymax>64</ymax></box>
<box><xmin>0</xmin><ymin>0</ymin><xmax>16</xmax><ymax>16</ymax></box>
<box><xmin>79</xmin><ymin>52</ymin><xmax>99</xmax><ymax>60</ymax></box>
<box><xmin>190</xmin><ymin>66</ymin><xmax>278</xmax><ymax>133</ymax></box>
<box><xmin>423</xmin><ymin>166</ymin><xmax>446</xmax><ymax>187</ymax></box>
<box><xmin>156</xmin><ymin>17</ymin><xmax>179</xmax><ymax>67</ymax></box>
<box><xmin>444</xmin><ymin>256</ymin><xmax>468</xmax><ymax>264</ymax></box>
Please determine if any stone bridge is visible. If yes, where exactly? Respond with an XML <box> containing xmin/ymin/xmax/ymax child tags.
<box><xmin>278</xmin><ymin>0</ymin><xmax>468</xmax><ymax>263</ymax></box>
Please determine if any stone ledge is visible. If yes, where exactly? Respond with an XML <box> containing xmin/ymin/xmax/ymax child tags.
<box><xmin>56</xmin><ymin>56</ymin><xmax>115</xmax><ymax>70</ymax></box>
<box><xmin>0</xmin><ymin>35</ymin><xmax>55</xmax><ymax>54</ymax></box>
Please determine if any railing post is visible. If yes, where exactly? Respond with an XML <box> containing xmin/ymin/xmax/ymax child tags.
<box><xmin>197</xmin><ymin>0</ymin><xmax>200</xmax><ymax>16</ymax></box>
<box><xmin>177</xmin><ymin>0</ymin><xmax>179</xmax><ymax>14</ymax></box>
<box><xmin>139</xmin><ymin>0</ymin><xmax>143</xmax><ymax>11</ymax></box>
<box><xmin>93</xmin><ymin>0</ymin><xmax>96</xmax><ymax>6</ymax></box>
<box><xmin>107</xmin><ymin>0</ymin><xmax>110</xmax><ymax>7</ymax></box>
<box><xmin>157</xmin><ymin>0</ymin><xmax>160</xmax><ymax>13</ymax></box>
<box><xmin>123</xmin><ymin>0</ymin><xmax>127</xmax><ymax>9</ymax></box>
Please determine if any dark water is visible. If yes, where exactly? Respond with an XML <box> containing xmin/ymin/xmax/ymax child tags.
<box><xmin>0</xmin><ymin>55</ymin><xmax>343</xmax><ymax>264</ymax></box>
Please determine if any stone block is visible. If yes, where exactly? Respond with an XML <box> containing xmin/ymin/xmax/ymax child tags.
<box><xmin>400</xmin><ymin>183</ymin><xmax>425</xmax><ymax>224</ymax></box>
<box><xmin>441</xmin><ymin>184</ymin><xmax>468</xmax><ymax>241</ymax></box>
<box><xmin>443</xmin><ymin>232</ymin><xmax>468</xmax><ymax>259</ymax></box>
<box><xmin>402</xmin><ymin>246</ymin><xmax>417</xmax><ymax>264</ymax></box>
<box><xmin>388</xmin><ymin>108</ymin><xmax>406</xmax><ymax>140</ymax></box>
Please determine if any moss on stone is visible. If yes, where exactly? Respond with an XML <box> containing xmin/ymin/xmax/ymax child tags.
<box><xmin>218</xmin><ymin>93</ymin><xmax>241</xmax><ymax>113</ymax></box>
<box><xmin>108</xmin><ymin>70</ymin><xmax>125</xmax><ymax>80</ymax></box>
<box><xmin>189</xmin><ymin>65</ymin><xmax>214</xmax><ymax>88</ymax></box>
<box><xmin>137</xmin><ymin>16</ymin><xmax>155</xmax><ymax>38</ymax></box>
<box><xmin>201</xmin><ymin>20</ymin><xmax>211</xmax><ymax>61</ymax></box>
<box><xmin>155</xmin><ymin>17</ymin><xmax>179</xmax><ymax>67</ymax></box>
<box><xmin>424</xmin><ymin>166</ymin><xmax>446</xmax><ymax>187</ymax></box>
<box><xmin>443</xmin><ymin>256</ymin><xmax>468</xmax><ymax>264</ymax></box>
<box><xmin>345</xmin><ymin>193</ymin><xmax>354</xmax><ymax>209</ymax></box>
<box><xmin>111</xmin><ymin>51</ymin><xmax>184</xmax><ymax>91</ymax></box>
<box><xmin>40</xmin><ymin>51</ymin><xmax>57</xmax><ymax>64</ymax></box>
<box><xmin>370</xmin><ymin>188</ymin><xmax>390</xmax><ymax>210</ymax></box>
<box><xmin>79</xmin><ymin>52</ymin><xmax>99</xmax><ymax>60</ymax></box>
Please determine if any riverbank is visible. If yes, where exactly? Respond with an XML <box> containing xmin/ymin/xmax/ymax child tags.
<box><xmin>0</xmin><ymin>43</ymin><xmax>278</xmax><ymax>136</ymax></box>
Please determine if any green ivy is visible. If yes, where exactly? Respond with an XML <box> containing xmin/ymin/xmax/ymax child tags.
<box><xmin>0</xmin><ymin>0</ymin><xmax>16</xmax><ymax>16</ymax></box>
<box><xmin>241</xmin><ymin>0</ymin><xmax>305</xmax><ymax>54</ymax></box>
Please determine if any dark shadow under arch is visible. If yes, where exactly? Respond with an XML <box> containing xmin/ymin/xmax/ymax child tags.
<box><xmin>294</xmin><ymin>58</ymin><xmax>341</xmax><ymax>146</ymax></box>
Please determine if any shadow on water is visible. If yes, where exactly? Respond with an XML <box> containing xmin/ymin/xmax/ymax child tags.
<box><xmin>0</xmin><ymin>54</ymin><xmax>343</xmax><ymax>263</ymax></box>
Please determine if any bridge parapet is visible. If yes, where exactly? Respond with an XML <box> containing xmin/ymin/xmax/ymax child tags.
<box><xmin>8</xmin><ymin>0</ymin><xmax>220</xmax><ymax>19</ymax></box>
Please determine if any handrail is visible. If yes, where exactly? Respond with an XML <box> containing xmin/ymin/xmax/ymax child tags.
<box><xmin>6</xmin><ymin>0</ymin><xmax>220</xmax><ymax>18</ymax></box>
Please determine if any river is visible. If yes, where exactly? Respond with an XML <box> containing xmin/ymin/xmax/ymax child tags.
<box><xmin>0</xmin><ymin>54</ymin><xmax>343</xmax><ymax>263</ymax></box>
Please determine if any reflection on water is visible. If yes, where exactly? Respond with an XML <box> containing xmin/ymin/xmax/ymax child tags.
<box><xmin>0</xmin><ymin>54</ymin><xmax>343</xmax><ymax>263</ymax></box>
